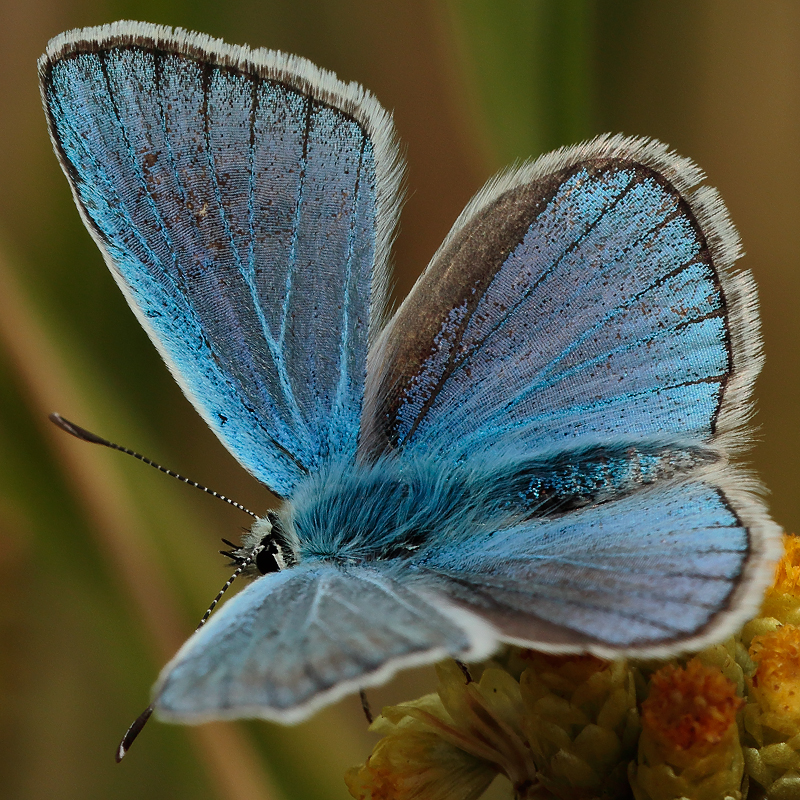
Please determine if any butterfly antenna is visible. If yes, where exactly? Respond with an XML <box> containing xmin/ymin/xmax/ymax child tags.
<box><xmin>195</xmin><ymin>548</ymin><xmax>261</xmax><ymax>630</ymax></box>
<box><xmin>116</xmin><ymin>704</ymin><xmax>154</xmax><ymax>763</ymax></box>
<box><xmin>115</xmin><ymin>545</ymin><xmax>264</xmax><ymax>762</ymax></box>
<box><xmin>50</xmin><ymin>413</ymin><xmax>258</xmax><ymax>518</ymax></box>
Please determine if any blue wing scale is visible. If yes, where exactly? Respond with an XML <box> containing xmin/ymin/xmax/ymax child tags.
<box><xmin>41</xmin><ymin>26</ymin><xmax>400</xmax><ymax>496</ymax></box>
<box><xmin>420</xmin><ymin>479</ymin><xmax>751</xmax><ymax>652</ymax></box>
<box><xmin>361</xmin><ymin>153</ymin><xmax>739</xmax><ymax>460</ymax></box>
<box><xmin>154</xmin><ymin>563</ymin><xmax>489</xmax><ymax>723</ymax></box>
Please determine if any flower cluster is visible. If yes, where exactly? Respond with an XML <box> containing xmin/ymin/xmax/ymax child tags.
<box><xmin>347</xmin><ymin>534</ymin><xmax>800</xmax><ymax>800</ymax></box>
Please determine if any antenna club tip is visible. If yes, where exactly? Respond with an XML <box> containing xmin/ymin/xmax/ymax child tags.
<box><xmin>48</xmin><ymin>413</ymin><xmax>109</xmax><ymax>445</ymax></box>
<box><xmin>116</xmin><ymin>703</ymin><xmax>155</xmax><ymax>762</ymax></box>
<box><xmin>48</xmin><ymin>412</ymin><xmax>80</xmax><ymax>435</ymax></box>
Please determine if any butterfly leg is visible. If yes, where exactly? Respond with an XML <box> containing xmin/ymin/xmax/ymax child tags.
<box><xmin>359</xmin><ymin>689</ymin><xmax>374</xmax><ymax>724</ymax></box>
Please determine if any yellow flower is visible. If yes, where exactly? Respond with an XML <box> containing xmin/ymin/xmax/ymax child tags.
<box><xmin>345</xmin><ymin>661</ymin><xmax>539</xmax><ymax>800</ymax></box>
<box><xmin>694</xmin><ymin>636</ymin><xmax>745</xmax><ymax>698</ymax></box>
<box><xmin>345</xmin><ymin>712</ymin><xmax>496</xmax><ymax>800</ymax></box>
<box><xmin>628</xmin><ymin>659</ymin><xmax>745</xmax><ymax>800</ymax></box>
<box><xmin>749</xmin><ymin>624</ymin><xmax>800</xmax><ymax>734</ymax></box>
<box><xmin>760</xmin><ymin>534</ymin><xmax>800</xmax><ymax>627</ymax></box>
<box><xmin>741</xmin><ymin>623</ymin><xmax>800</xmax><ymax>798</ymax></box>
<box><xmin>519</xmin><ymin>653</ymin><xmax>639</xmax><ymax>799</ymax></box>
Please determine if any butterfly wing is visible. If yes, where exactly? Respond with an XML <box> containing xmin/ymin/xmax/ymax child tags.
<box><xmin>360</xmin><ymin>134</ymin><xmax>781</xmax><ymax>652</ymax></box>
<box><xmin>360</xmin><ymin>135</ymin><xmax>756</xmax><ymax>461</ymax></box>
<box><xmin>153</xmin><ymin>563</ymin><xmax>493</xmax><ymax>723</ymax></box>
<box><xmin>40</xmin><ymin>22</ymin><xmax>402</xmax><ymax>496</ymax></box>
<box><xmin>415</xmin><ymin>475</ymin><xmax>777</xmax><ymax>656</ymax></box>
<box><xmin>154</xmin><ymin>473</ymin><xmax>776</xmax><ymax>720</ymax></box>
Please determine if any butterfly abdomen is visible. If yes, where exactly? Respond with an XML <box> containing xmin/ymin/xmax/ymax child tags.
<box><xmin>500</xmin><ymin>442</ymin><xmax>719</xmax><ymax>515</ymax></box>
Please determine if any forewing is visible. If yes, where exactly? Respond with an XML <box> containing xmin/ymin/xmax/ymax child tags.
<box><xmin>40</xmin><ymin>22</ymin><xmax>402</xmax><ymax>496</ymax></box>
<box><xmin>153</xmin><ymin>564</ymin><xmax>493</xmax><ymax>722</ymax></box>
<box><xmin>360</xmin><ymin>135</ymin><xmax>758</xmax><ymax>461</ymax></box>
<box><xmin>417</xmin><ymin>476</ymin><xmax>780</xmax><ymax>656</ymax></box>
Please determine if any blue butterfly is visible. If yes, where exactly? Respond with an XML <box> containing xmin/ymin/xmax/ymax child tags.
<box><xmin>40</xmin><ymin>21</ymin><xmax>781</xmax><ymax>738</ymax></box>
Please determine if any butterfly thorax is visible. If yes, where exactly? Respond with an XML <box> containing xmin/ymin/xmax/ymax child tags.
<box><xmin>261</xmin><ymin>440</ymin><xmax>720</xmax><ymax>568</ymax></box>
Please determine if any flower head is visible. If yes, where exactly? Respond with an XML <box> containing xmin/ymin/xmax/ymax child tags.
<box><xmin>760</xmin><ymin>534</ymin><xmax>800</xmax><ymax>626</ymax></box>
<box><xmin>748</xmin><ymin>623</ymin><xmax>800</xmax><ymax>734</ymax></box>
<box><xmin>345</xmin><ymin>661</ymin><xmax>539</xmax><ymax>800</ymax></box>
<box><xmin>642</xmin><ymin>659</ymin><xmax>743</xmax><ymax>760</ymax></box>
<box><xmin>345</xmin><ymin>712</ymin><xmax>495</xmax><ymax>800</ymax></box>
<box><xmin>741</xmin><ymin>624</ymin><xmax>800</xmax><ymax>794</ymax></box>
<box><xmin>628</xmin><ymin>659</ymin><xmax>744</xmax><ymax>800</ymax></box>
<box><xmin>519</xmin><ymin>654</ymin><xmax>639</xmax><ymax>799</ymax></box>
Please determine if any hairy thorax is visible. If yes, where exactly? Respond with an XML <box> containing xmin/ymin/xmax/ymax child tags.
<box><xmin>235</xmin><ymin>440</ymin><xmax>719</xmax><ymax>576</ymax></box>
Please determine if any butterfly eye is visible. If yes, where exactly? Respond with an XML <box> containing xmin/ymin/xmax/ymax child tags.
<box><xmin>255</xmin><ymin>545</ymin><xmax>282</xmax><ymax>575</ymax></box>
<box><xmin>255</xmin><ymin>540</ymin><xmax>288</xmax><ymax>575</ymax></box>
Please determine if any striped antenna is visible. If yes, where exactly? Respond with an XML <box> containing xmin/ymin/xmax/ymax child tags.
<box><xmin>49</xmin><ymin>412</ymin><xmax>258</xmax><ymax>518</ymax></box>
<box><xmin>115</xmin><ymin>544</ymin><xmax>264</xmax><ymax>762</ymax></box>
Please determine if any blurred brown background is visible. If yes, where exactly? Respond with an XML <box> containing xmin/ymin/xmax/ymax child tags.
<box><xmin>0</xmin><ymin>1</ymin><xmax>797</xmax><ymax>798</ymax></box>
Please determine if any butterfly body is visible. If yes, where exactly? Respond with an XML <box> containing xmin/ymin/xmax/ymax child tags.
<box><xmin>40</xmin><ymin>21</ymin><xmax>782</xmax><ymax>726</ymax></box>
<box><xmin>275</xmin><ymin>440</ymin><xmax>714</xmax><ymax>567</ymax></box>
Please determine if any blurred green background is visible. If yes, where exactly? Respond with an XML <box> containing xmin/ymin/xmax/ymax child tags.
<box><xmin>0</xmin><ymin>1</ymin><xmax>798</xmax><ymax>798</ymax></box>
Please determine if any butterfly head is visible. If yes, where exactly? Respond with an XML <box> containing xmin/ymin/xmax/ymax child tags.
<box><xmin>221</xmin><ymin>510</ymin><xmax>299</xmax><ymax>579</ymax></box>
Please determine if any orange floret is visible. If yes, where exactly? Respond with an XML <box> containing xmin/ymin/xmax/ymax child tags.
<box><xmin>767</xmin><ymin>534</ymin><xmax>800</xmax><ymax>597</ymax></box>
<box><xmin>642</xmin><ymin>659</ymin><xmax>743</xmax><ymax>755</ymax></box>
<box><xmin>749</xmin><ymin>624</ymin><xmax>800</xmax><ymax>724</ymax></box>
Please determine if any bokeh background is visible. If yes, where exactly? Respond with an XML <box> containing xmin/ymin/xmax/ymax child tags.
<box><xmin>0</xmin><ymin>1</ymin><xmax>798</xmax><ymax>798</ymax></box>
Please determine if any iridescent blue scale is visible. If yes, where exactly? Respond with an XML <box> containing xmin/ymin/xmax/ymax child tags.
<box><xmin>40</xmin><ymin>22</ymin><xmax>781</xmax><ymax>726</ymax></box>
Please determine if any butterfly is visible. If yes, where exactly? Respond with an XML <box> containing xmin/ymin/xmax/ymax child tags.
<box><xmin>40</xmin><ymin>20</ymin><xmax>781</xmax><ymax>740</ymax></box>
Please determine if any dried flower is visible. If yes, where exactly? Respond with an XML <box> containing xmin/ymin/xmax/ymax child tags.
<box><xmin>345</xmin><ymin>661</ymin><xmax>540</xmax><ymax>800</ymax></box>
<box><xmin>742</xmin><ymin>624</ymin><xmax>800</xmax><ymax>797</ymax></box>
<box><xmin>344</xmin><ymin>707</ymin><xmax>496</xmax><ymax>800</ymax></box>
<box><xmin>694</xmin><ymin>636</ymin><xmax>745</xmax><ymax>698</ymax></box>
<box><xmin>760</xmin><ymin>534</ymin><xmax>800</xmax><ymax>627</ymax></box>
<box><xmin>749</xmin><ymin>625</ymin><xmax>800</xmax><ymax>734</ymax></box>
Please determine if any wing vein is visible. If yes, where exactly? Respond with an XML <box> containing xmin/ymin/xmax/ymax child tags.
<box><xmin>151</xmin><ymin>57</ymin><xmax>307</xmax><ymax>471</ymax></box>
<box><xmin>331</xmin><ymin>134</ymin><xmax>369</xmax><ymax>451</ymax></box>
<box><xmin>440</xmin><ymin>574</ymin><xmax>683</xmax><ymax>634</ymax></box>
<box><xmin>399</xmin><ymin>170</ymin><xmax>639</xmax><ymax>447</ymax></box>
<box><xmin>97</xmin><ymin>52</ymin><xmax>177</xmax><ymax>284</ymax></box>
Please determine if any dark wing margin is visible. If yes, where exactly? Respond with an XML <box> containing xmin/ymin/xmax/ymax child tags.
<box><xmin>359</xmin><ymin>134</ymin><xmax>761</xmax><ymax>464</ymax></box>
<box><xmin>39</xmin><ymin>21</ymin><xmax>404</xmax><ymax>496</ymax></box>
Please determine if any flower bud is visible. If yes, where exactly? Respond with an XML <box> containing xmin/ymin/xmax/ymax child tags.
<box><xmin>520</xmin><ymin>654</ymin><xmax>639</xmax><ymax>799</ymax></box>
<box><xmin>628</xmin><ymin>659</ymin><xmax>744</xmax><ymax>800</ymax></box>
